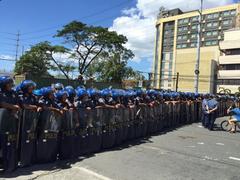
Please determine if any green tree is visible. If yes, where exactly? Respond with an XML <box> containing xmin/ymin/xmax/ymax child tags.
<box><xmin>219</xmin><ymin>87</ymin><xmax>231</xmax><ymax>95</ymax></box>
<box><xmin>85</xmin><ymin>53</ymin><xmax>140</xmax><ymax>83</ymax></box>
<box><xmin>55</xmin><ymin>21</ymin><xmax>133</xmax><ymax>76</ymax></box>
<box><xmin>15</xmin><ymin>42</ymin><xmax>72</xmax><ymax>79</ymax></box>
<box><xmin>15</xmin><ymin>44</ymin><xmax>51</xmax><ymax>77</ymax></box>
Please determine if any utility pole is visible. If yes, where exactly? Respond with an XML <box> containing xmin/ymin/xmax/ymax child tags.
<box><xmin>194</xmin><ymin>0</ymin><xmax>203</xmax><ymax>93</ymax></box>
<box><xmin>15</xmin><ymin>31</ymin><xmax>20</xmax><ymax>61</ymax></box>
<box><xmin>175</xmin><ymin>72</ymin><xmax>179</xmax><ymax>92</ymax></box>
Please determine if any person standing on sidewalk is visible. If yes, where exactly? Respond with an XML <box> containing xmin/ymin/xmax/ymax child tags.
<box><xmin>202</xmin><ymin>94</ymin><xmax>210</xmax><ymax>128</ymax></box>
<box><xmin>207</xmin><ymin>95</ymin><xmax>219</xmax><ymax>131</ymax></box>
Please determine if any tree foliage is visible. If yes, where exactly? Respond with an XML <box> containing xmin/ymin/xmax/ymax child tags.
<box><xmin>85</xmin><ymin>53</ymin><xmax>140</xmax><ymax>83</ymax></box>
<box><xmin>55</xmin><ymin>21</ymin><xmax>133</xmax><ymax>75</ymax></box>
<box><xmin>15</xmin><ymin>42</ymin><xmax>72</xmax><ymax>79</ymax></box>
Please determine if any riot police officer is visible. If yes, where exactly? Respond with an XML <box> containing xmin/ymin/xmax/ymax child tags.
<box><xmin>19</xmin><ymin>80</ymin><xmax>41</xmax><ymax>167</ymax></box>
<box><xmin>0</xmin><ymin>76</ymin><xmax>20</xmax><ymax>172</ymax></box>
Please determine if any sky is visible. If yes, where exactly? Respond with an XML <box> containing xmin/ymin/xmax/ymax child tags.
<box><xmin>0</xmin><ymin>0</ymin><xmax>237</xmax><ymax>75</ymax></box>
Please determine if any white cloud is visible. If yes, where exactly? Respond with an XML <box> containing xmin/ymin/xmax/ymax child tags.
<box><xmin>110</xmin><ymin>0</ymin><xmax>234</xmax><ymax>66</ymax></box>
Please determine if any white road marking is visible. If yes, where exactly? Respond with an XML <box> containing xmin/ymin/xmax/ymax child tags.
<box><xmin>185</xmin><ymin>145</ymin><xmax>196</xmax><ymax>148</ymax></box>
<box><xmin>198</xmin><ymin>125</ymin><xmax>203</xmax><ymax>128</ymax></box>
<box><xmin>197</xmin><ymin>142</ymin><xmax>204</xmax><ymax>145</ymax></box>
<box><xmin>216</xmin><ymin>143</ymin><xmax>224</xmax><ymax>146</ymax></box>
<box><xmin>229</xmin><ymin>157</ymin><xmax>240</xmax><ymax>161</ymax></box>
<box><xmin>73</xmin><ymin>166</ymin><xmax>112</xmax><ymax>180</ymax></box>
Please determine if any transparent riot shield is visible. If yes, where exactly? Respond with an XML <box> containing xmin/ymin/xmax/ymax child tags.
<box><xmin>87</xmin><ymin>108</ymin><xmax>102</xmax><ymax>153</ymax></box>
<box><xmin>168</xmin><ymin>102</ymin><xmax>173</xmax><ymax>128</ymax></box>
<box><xmin>76</xmin><ymin>108</ymin><xmax>90</xmax><ymax>156</ymax></box>
<box><xmin>134</xmin><ymin>105</ymin><xmax>143</xmax><ymax>139</ymax></box>
<box><xmin>20</xmin><ymin>109</ymin><xmax>40</xmax><ymax>167</ymax></box>
<box><xmin>114</xmin><ymin>107</ymin><xmax>124</xmax><ymax>146</ymax></box>
<box><xmin>36</xmin><ymin>110</ymin><xmax>62</xmax><ymax>163</ymax></box>
<box><xmin>59</xmin><ymin>109</ymin><xmax>76</xmax><ymax>160</ymax></box>
<box><xmin>0</xmin><ymin>108</ymin><xmax>19</xmax><ymax>172</ymax></box>
<box><xmin>162</xmin><ymin>103</ymin><xmax>168</xmax><ymax>129</ymax></box>
<box><xmin>156</xmin><ymin>103</ymin><xmax>163</xmax><ymax>132</ymax></box>
<box><xmin>122</xmin><ymin>107</ymin><xmax>129</xmax><ymax>142</ymax></box>
<box><xmin>147</xmin><ymin>105</ymin><xmax>155</xmax><ymax>135</ymax></box>
<box><xmin>101</xmin><ymin>107</ymin><xmax>116</xmax><ymax>149</ymax></box>
<box><xmin>127</xmin><ymin>106</ymin><xmax>136</xmax><ymax>140</ymax></box>
<box><xmin>141</xmin><ymin>105</ymin><xmax>148</xmax><ymax>137</ymax></box>
<box><xmin>87</xmin><ymin>108</ymin><xmax>103</xmax><ymax>153</ymax></box>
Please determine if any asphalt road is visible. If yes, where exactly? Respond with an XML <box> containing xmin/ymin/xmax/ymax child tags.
<box><xmin>1</xmin><ymin>117</ymin><xmax>240</xmax><ymax>180</ymax></box>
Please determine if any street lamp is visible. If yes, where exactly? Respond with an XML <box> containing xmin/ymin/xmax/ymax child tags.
<box><xmin>194</xmin><ymin>0</ymin><xmax>203</xmax><ymax>93</ymax></box>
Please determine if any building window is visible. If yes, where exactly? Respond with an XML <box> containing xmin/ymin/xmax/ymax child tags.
<box><xmin>178</xmin><ymin>26</ymin><xmax>188</xmax><ymax>32</ymax></box>
<box><xmin>223</xmin><ymin>20</ymin><xmax>231</xmax><ymax>26</ymax></box>
<box><xmin>231</xmin><ymin>10</ymin><xmax>236</xmax><ymax>16</ymax></box>
<box><xmin>206</xmin><ymin>31</ymin><xmax>218</xmax><ymax>37</ymax></box>
<box><xmin>213</xmin><ymin>22</ymin><xmax>218</xmax><ymax>27</ymax></box>
<box><xmin>190</xmin><ymin>42</ymin><xmax>197</xmax><ymax>48</ymax></box>
<box><xmin>212</xmin><ymin>31</ymin><xmax>218</xmax><ymax>36</ymax></box>
<box><xmin>177</xmin><ymin>44</ymin><xmax>181</xmax><ymax>49</ymax></box>
<box><xmin>170</xmin><ymin>53</ymin><xmax>173</xmax><ymax>60</ymax></box>
<box><xmin>177</xmin><ymin>36</ymin><xmax>182</xmax><ymax>40</ymax></box>
<box><xmin>222</xmin><ymin>11</ymin><xmax>230</xmax><ymax>17</ymax></box>
<box><xmin>191</xmin><ymin>34</ymin><xmax>197</xmax><ymax>39</ymax></box>
<box><xmin>207</xmin><ymin>14</ymin><xmax>213</xmax><ymax>19</ymax></box>
<box><xmin>192</xmin><ymin>16</ymin><xmax>199</xmax><ymax>22</ymax></box>
<box><xmin>207</xmin><ymin>22</ymin><xmax>212</xmax><ymax>27</ymax></box>
<box><xmin>213</xmin><ymin>13</ymin><xmax>219</xmax><ymax>18</ymax></box>
<box><xmin>205</xmin><ymin>40</ymin><xmax>218</xmax><ymax>46</ymax></box>
<box><xmin>177</xmin><ymin>44</ymin><xmax>187</xmax><ymax>49</ymax></box>
<box><xmin>211</xmin><ymin>40</ymin><xmax>217</xmax><ymax>45</ymax></box>
<box><xmin>191</xmin><ymin>25</ymin><xmax>197</xmax><ymax>30</ymax></box>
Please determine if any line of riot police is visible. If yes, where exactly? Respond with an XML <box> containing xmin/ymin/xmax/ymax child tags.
<box><xmin>0</xmin><ymin>76</ymin><xmax>230</xmax><ymax>172</ymax></box>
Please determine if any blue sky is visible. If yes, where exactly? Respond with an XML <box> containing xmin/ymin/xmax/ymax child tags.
<box><xmin>0</xmin><ymin>0</ymin><xmax>237</xmax><ymax>74</ymax></box>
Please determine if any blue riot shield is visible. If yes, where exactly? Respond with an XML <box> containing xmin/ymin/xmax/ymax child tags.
<box><xmin>36</xmin><ymin>110</ymin><xmax>62</xmax><ymax>163</ymax></box>
<box><xmin>101</xmin><ymin>108</ymin><xmax>116</xmax><ymax>149</ymax></box>
<box><xmin>19</xmin><ymin>109</ymin><xmax>39</xmax><ymax>167</ymax></box>
<box><xmin>0</xmin><ymin>108</ymin><xmax>19</xmax><ymax>172</ymax></box>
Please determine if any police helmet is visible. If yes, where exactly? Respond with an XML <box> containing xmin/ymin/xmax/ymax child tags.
<box><xmin>20</xmin><ymin>80</ymin><xmax>36</xmax><ymax>93</ymax></box>
<box><xmin>0</xmin><ymin>76</ymin><xmax>14</xmax><ymax>90</ymax></box>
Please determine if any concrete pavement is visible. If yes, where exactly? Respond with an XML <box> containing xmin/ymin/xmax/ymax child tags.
<box><xmin>1</xmin><ymin>117</ymin><xmax>240</xmax><ymax>180</ymax></box>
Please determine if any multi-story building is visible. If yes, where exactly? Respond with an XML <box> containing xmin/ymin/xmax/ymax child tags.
<box><xmin>217</xmin><ymin>28</ymin><xmax>240</xmax><ymax>94</ymax></box>
<box><xmin>153</xmin><ymin>3</ymin><xmax>240</xmax><ymax>93</ymax></box>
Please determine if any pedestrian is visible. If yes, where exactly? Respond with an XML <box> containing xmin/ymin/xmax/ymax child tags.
<box><xmin>202</xmin><ymin>94</ymin><xmax>210</xmax><ymax>128</ymax></box>
<box><xmin>207</xmin><ymin>94</ymin><xmax>219</xmax><ymax>131</ymax></box>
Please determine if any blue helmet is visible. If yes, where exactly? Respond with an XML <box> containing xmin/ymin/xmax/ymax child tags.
<box><xmin>87</xmin><ymin>88</ymin><xmax>99</xmax><ymax>97</ymax></box>
<box><xmin>0</xmin><ymin>76</ymin><xmax>14</xmax><ymax>90</ymax></box>
<box><xmin>55</xmin><ymin>90</ymin><xmax>68</xmax><ymax>101</ymax></box>
<box><xmin>76</xmin><ymin>88</ymin><xmax>88</xmax><ymax>98</ymax></box>
<box><xmin>65</xmin><ymin>86</ymin><xmax>76</xmax><ymax>98</ymax></box>
<box><xmin>20</xmin><ymin>80</ymin><xmax>36</xmax><ymax>93</ymax></box>
<box><xmin>54</xmin><ymin>83</ymin><xmax>64</xmax><ymax>91</ymax></box>
<box><xmin>41</xmin><ymin>86</ymin><xmax>54</xmax><ymax>97</ymax></box>
<box><xmin>136</xmin><ymin>89</ymin><xmax>143</xmax><ymax>96</ymax></box>
<box><xmin>33</xmin><ymin>89</ymin><xmax>43</xmax><ymax>96</ymax></box>
<box><xmin>101</xmin><ymin>89</ymin><xmax>112</xmax><ymax>97</ymax></box>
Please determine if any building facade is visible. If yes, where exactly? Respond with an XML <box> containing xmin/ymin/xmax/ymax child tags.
<box><xmin>217</xmin><ymin>28</ymin><xmax>240</xmax><ymax>94</ymax></box>
<box><xmin>153</xmin><ymin>3</ymin><xmax>240</xmax><ymax>93</ymax></box>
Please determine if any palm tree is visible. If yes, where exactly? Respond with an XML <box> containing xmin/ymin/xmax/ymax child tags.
<box><xmin>235</xmin><ymin>87</ymin><xmax>240</xmax><ymax>97</ymax></box>
<box><xmin>219</xmin><ymin>87</ymin><xmax>231</xmax><ymax>95</ymax></box>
